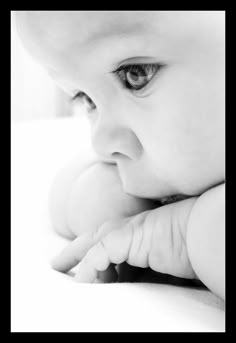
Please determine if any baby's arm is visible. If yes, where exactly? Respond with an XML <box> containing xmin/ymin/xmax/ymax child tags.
<box><xmin>51</xmin><ymin>198</ymin><xmax>198</xmax><ymax>283</ymax></box>
<box><xmin>51</xmin><ymin>184</ymin><xmax>225</xmax><ymax>299</ymax></box>
<box><xmin>187</xmin><ymin>183</ymin><xmax>225</xmax><ymax>299</ymax></box>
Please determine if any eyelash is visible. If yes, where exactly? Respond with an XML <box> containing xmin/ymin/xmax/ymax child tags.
<box><xmin>72</xmin><ymin>62</ymin><xmax>163</xmax><ymax>105</ymax></box>
<box><xmin>111</xmin><ymin>63</ymin><xmax>163</xmax><ymax>92</ymax></box>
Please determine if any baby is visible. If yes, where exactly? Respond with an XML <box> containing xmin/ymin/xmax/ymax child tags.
<box><xmin>15</xmin><ymin>11</ymin><xmax>225</xmax><ymax>298</ymax></box>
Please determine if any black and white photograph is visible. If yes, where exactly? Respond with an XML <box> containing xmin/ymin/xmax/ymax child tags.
<box><xmin>11</xmin><ymin>10</ymin><xmax>225</xmax><ymax>332</ymax></box>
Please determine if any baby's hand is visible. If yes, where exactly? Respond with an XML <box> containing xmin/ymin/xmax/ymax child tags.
<box><xmin>51</xmin><ymin>197</ymin><xmax>198</xmax><ymax>282</ymax></box>
<box><xmin>49</xmin><ymin>160</ymin><xmax>158</xmax><ymax>239</ymax></box>
<box><xmin>59</xmin><ymin>161</ymin><xmax>158</xmax><ymax>237</ymax></box>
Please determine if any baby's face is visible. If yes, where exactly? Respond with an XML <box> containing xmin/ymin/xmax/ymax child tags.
<box><xmin>16</xmin><ymin>11</ymin><xmax>225</xmax><ymax>199</ymax></box>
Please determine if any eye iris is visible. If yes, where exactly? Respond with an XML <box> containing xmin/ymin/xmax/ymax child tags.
<box><xmin>127</xmin><ymin>71</ymin><xmax>146</xmax><ymax>86</ymax></box>
<box><xmin>125</xmin><ymin>65</ymin><xmax>155</xmax><ymax>89</ymax></box>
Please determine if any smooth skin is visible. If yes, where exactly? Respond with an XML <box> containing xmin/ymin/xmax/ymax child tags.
<box><xmin>15</xmin><ymin>11</ymin><xmax>225</xmax><ymax>299</ymax></box>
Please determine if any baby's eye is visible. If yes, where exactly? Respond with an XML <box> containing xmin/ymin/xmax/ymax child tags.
<box><xmin>112</xmin><ymin>63</ymin><xmax>163</xmax><ymax>91</ymax></box>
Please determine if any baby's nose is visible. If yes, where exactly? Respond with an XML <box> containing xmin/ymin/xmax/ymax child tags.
<box><xmin>91</xmin><ymin>121</ymin><xmax>143</xmax><ymax>162</ymax></box>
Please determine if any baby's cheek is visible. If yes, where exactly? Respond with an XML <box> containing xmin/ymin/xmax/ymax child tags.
<box><xmin>67</xmin><ymin>162</ymin><xmax>157</xmax><ymax>236</ymax></box>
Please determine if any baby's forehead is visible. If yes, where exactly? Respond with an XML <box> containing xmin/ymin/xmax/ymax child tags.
<box><xmin>16</xmin><ymin>11</ymin><xmax>224</xmax><ymax>78</ymax></box>
<box><xmin>16</xmin><ymin>11</ymin><xmax>223</xmax><ymax>51</ymax></box>
<box><xmin>17</xmin><ymin>11</ymin><xmax>160</xmax><ymax>47</ymax></box>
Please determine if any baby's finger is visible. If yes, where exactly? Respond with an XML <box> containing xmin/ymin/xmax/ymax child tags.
<box><xmin>51</xmin><ymin>232</ymin><xmax>95</xmax><ymax>272</ymax></box>
<box><xmin>51</xmin><ymin>218</ymin><xmax>128</xmax><ymax>273</ymax></box>
<box><xmin>74</xmin><ymin>223</ymin><xmax>134</xmax><ymax>283</ymax></box>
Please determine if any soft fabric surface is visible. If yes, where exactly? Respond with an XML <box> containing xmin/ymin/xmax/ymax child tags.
<box><xmin>11</xmin><ymin>117</ymin><xmax>225</xmax><ymax>332</ymax></box>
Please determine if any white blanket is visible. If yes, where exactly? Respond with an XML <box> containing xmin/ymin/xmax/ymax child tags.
<box><xmin>11</xmin><ymin>117</ymin><xmax>225</xmax><ymax>332</ymax></box>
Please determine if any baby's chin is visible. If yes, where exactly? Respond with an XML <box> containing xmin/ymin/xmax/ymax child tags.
<box><xmin>119</xmin><ymin>168</ymin><xmax>221</xmax><ymax>202</ymax></box>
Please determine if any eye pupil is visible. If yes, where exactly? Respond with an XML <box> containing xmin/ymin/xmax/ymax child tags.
<box><xmin>128</xmin><ymin>72</ymin><xmax>139</xmax><ymax>82</ymax></box>
<box><xmin>126</xmin><ymin>68</ymin><xmax>149</xmax><ymax>89</ymax></box>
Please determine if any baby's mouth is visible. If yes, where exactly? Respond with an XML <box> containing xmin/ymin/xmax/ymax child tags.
<box><xmin>114</xmin><ymin>161</ymin><xmax>190</xmax><ymax>203</ymax></box>
<box><xmin>160</xmin><ymin>194</ymin><xmax>191</xmax><ymax>205</ymax></box>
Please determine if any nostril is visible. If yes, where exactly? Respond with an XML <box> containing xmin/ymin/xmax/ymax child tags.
<box><xmin>74</xmin><ymin>92</ymin><xmax>96</xmax><ymax>111</ymax></box>
<box><xmin>86</xmin><ymin>95</ymin><xmax>96</xmax><ymax>108</ymax></box>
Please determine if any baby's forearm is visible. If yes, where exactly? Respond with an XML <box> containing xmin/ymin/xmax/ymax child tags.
<box><xmin>186</xmin><ymin>183</ymin><xmax>225</xmax><ymax>299</ymax></box>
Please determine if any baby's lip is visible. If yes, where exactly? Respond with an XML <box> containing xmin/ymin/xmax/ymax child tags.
<box><xmin>99</xmin><ymin>158</ymin><xmax>117</xmax><ymax>165</ymax></box>
<box><xmin>160</xmin><ymin>194</ymin><xmax>191</xmax><ymax>205</ymax></box>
